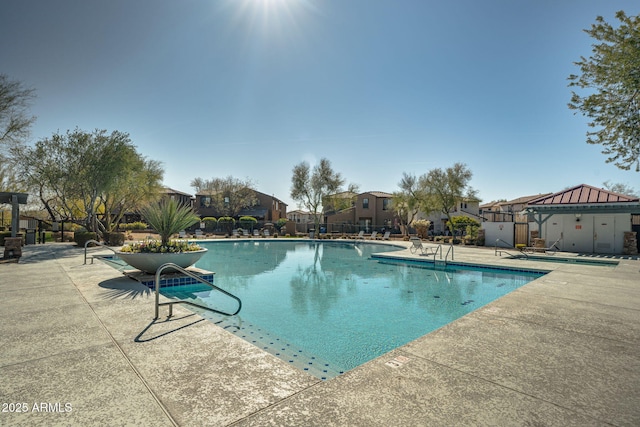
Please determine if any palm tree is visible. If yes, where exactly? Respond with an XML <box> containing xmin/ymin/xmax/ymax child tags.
<box><xmin>141</xmin><ymin>199</ymin><xmax>200</xmax><ymax>247</ymax></box>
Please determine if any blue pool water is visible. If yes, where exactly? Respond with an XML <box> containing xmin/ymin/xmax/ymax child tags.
<box><xmin>160</xmin><ymin>241</ymin><xmax>545</xmax><ymax>379</ymax></box>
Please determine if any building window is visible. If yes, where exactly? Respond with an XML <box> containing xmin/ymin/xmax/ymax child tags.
<box><xmin>382</xmin><ymin>199</ymin><xmax>389</xmax><ymax>211</ymax></box>
<box><xmin>200</xmin><ymin>196</ymin><xmax>212</xmax><ymax>208</ymax></box>
<box><xmin>362</xmin><ymin>198</ymin><xmax>369</xmax><ymax>209</ymax></box>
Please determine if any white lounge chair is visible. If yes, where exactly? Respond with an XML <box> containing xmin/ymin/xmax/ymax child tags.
<box><xmin>263</xmin><ymin>229</ymin><xmax>270</xmax><ymax>237</ymax></box>
<box><xmin>253</xmin><ymin>229</ymin><xmax>260</xmax><ymax>237</ymax></box>
<box><xmin>232</xmin><ymin>229</ymin><xmax>240</xmax><ymax>238</ymax></box>
<box><xmin>368</xmin><ymin>231</ymin><xmax>378</xmax><ymax>240</ymax></box>
<box><xmin>353</xmin><ymin>231</ymin><xmax>365</xmax><ymax>240</ymax></box>
<box><xmin>195</xmin><ymin>229</ymin><xmax>204</xmax><ymax>238</ymax></box>
<box><xmin>381</xmin><ymin>231</ymin><xmax>391</xmax><ymax>240</ymax></box>
<box><xmin>178</xmin><ymin>230</ymin><xmax>187</xmax><ymax>238</ymax></box>
<box><xmin>409</xmin><ymin>237</ymin><xmax>437</xmax><ymax>255</ymax></box>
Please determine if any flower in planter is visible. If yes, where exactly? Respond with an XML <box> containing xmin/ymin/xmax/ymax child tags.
<box><xmin>120</xmin><ymin>240</ymin><xmax>202</xmax><ymax>253</ymax></box>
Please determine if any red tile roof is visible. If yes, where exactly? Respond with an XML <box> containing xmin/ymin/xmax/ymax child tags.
<box><xmin>528</xmin><ymin>184</ymin><xmax>639</xmax><ymax>205</ymax></box>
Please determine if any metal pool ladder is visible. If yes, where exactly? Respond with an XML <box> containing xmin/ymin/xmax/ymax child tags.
<box><xmin>154</xmin><ymin>263</ymin><xmax>242</xmax><ymax>319</ymax></box>
<box><xmin>432</xmin><ymin>243</ymin><xmax>454</xmax><ymax>268</ymax></box>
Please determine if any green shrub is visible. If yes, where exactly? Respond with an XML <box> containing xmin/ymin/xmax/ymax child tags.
<box><xmin>238</xmin><ymin>216</ymin><xmax>257</xmax><ymax>230</ymax></box>
<box><xmin>446</xmin><ymin>216</ymin><xmax>480</xmax><ymax>242</ymax></box>
<box><xmin>104</xmin><ymin>232</ymin><xmax>125</xmax><ymax>246</ymax></box>
<box><xmin>74</xmin><ymin>231</ymin><xmax>98</xmax><ymax>247</ymax></box>
<box><xmin>201</xmin><ymin>217</ymin><xmax>217</xmax><ymax>232</ymax></box>
<box><xmin>218</xmin><ymin>216</ymin><xmax>235</xmax><ymax>234</ymax></box>
<box><xmin>121</xmin><ymin>221</ymin><xmax>148</xmax><ymax>231</ymax></box>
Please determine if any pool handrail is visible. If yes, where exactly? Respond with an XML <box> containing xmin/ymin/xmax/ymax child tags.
<box><xmin>154</xmin><ymin>263</ymin><xmax>242</xmax><ymax>319</ymax></box>
<box><xmin>428</xmin><ymin>242</ymin><xmax>454</xmax><ymax>267</ymax></box>
<box><xmin>84</xmin><ymin>239</ymin><xmax>118</xmax><ymax>264</ymax></box>
<box><xmin>444</xmin><ymin>243</ymin><xmax>454</xmax><ymax>262</ymax></box>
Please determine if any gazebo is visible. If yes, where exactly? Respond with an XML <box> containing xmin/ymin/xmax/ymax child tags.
<box><xmin>522</xmin><ymin>184</ymin><xmax>640</xmax><ymax>254</ymax></box>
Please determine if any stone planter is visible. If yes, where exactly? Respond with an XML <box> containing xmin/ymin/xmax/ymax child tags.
<box><xmin>116</xmin><ymin>249</ymin><xmax>207</xmax><ymax>274</ymax></box>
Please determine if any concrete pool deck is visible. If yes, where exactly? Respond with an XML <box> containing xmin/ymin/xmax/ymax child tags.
<box><xmin>1</xmin><ymin>240</ymin><xmax>638</xmax><ymax>426</ymax></box>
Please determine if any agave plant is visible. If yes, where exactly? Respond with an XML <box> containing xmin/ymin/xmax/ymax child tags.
<box><xmin>141</xmin><ymin>198</ymin><xmax>200</xmax><ymax>247</ymax></box>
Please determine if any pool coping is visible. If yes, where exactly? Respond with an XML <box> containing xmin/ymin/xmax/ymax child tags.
<box><xmin>2</xmin><ymin>241</ymin><xmax>639</xmax><ymax>426</ymax></box>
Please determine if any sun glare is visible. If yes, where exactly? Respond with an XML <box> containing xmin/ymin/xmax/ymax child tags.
<box><xmin>233</xmin><ymin>0</ymin><xmax>316</xmax><ymax>39</ymax></box>
<box><xmin>258</xmin><ymin>0</ymin><xmax>291</xmax><ymax>5</ymax></box>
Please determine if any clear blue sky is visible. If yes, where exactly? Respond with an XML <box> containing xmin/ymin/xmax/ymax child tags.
<box><xmin>1</xmin><ymin>0</ymin><xmax>638</xmax><ymax>208</ymax></box>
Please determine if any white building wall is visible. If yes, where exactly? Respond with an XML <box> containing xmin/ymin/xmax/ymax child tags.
<box><xmin>482</xmin><ymin>222</ymin><xmax>515</xmax><ymax>247</ymax></box>
<box><xmin>544</xmin><ymin>216</ymin><xmax>564</xmax><ymax>250</ymax></box>
<box><xmin>540</xmin><ymin>213</ymin><xmax>630</xmax><ymax>254</ymax></box>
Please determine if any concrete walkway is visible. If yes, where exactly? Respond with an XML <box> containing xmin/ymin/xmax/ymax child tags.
<box><xmin>0</xmin><ymin>241</ymin><xmax>638</xmax><ymax>426</ymax></box>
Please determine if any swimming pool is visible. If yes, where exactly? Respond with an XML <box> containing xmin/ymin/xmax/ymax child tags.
<box><xmin>160</xmin><ymin>240</ymin><xmax>545</xmax><ymax>380</ymax></box>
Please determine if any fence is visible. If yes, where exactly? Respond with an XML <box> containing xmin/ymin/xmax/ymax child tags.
<box><xmin>292</xmin><ymin>222</ymin><xmax>406</xmax><ymax>236</ymax></box>
<box><xmin>482</xmin><ymin>212</ymin><xmax>529</xmax><ymax>223</ymax></box>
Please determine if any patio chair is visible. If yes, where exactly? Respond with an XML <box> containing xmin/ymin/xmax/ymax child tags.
<box><xmin>368</xmin><ymin>231</ymin><xmax>378</xmax><ymax>240</ymax></box>
<box><xmin>381</xmin><ymin>231</ymin><xmax>391</xmax><ymax>240</ymax></box>
<box><xmin>353</xmin><ymin>230</ymin><xmax>365</xmax><ymax>240</ymax></box>
<box><xmin>241</xmin><ymin>229</ymin><xmax>251</xmax><ymax>237</ymax></box>
<box><xmin>194</xmin><ymin>229</ymin><xmax>204</xmax><ymax>238</ymax></box>
<box><xmin>521</xmin><ymin>237</ymin><xmax>562</xmax><ymax>255</ymax></box>
<box><xmin>178</xmin><ymin>230</ymin><xmax>187</xmax><ymax>238</ymax></box>
<box><xmin>232</xmin><ymin>229</ymin><xmax>240</xmax><ymax>238</ymax></box>
<box><xmin>263</xmin><ymin>229</ymin><xmax>270</xmax><ymax>237</ymax></box>
<box><xmin>409</xmin><ymin>237</ymin><xmax>424</xmax><ymax>254</ymax></box>
<box><xmin>253</xmin><ymin>229</ymin><xmax>260</xmax><ymax>237</ymax></box>
<box><xmin>409</xmin><ymin>237</ymin><xmax>437</xmax><ymax>256</ymax></box>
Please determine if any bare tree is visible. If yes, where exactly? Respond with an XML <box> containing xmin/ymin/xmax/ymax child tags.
<box><xmin>191</xmin><ymin>176</ymin><xmax>257</xmax><ymax>217</ymax></box>
<box><xmin>0</xmin><ymin>74</ymin><xmax>36</xmax><ymax>191</ymax></box>
<box><xmin>392</xmin><ymin>173</ymin><xmax>425</xmax><ymax>236</ymax></box>
<box><xmin>602</xmin><ymin>180</ymin><xmax>639</xmax><ymax>197</ymax></box>
<box><xmin>290</xmin><ymin>158</ymin><xmax>347</xmax><ymax>234</ymax></box>
<box><xmin>0</xmin><ymin>74</ymin><xmax>35</xmax><ymax>148</ymax></box>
